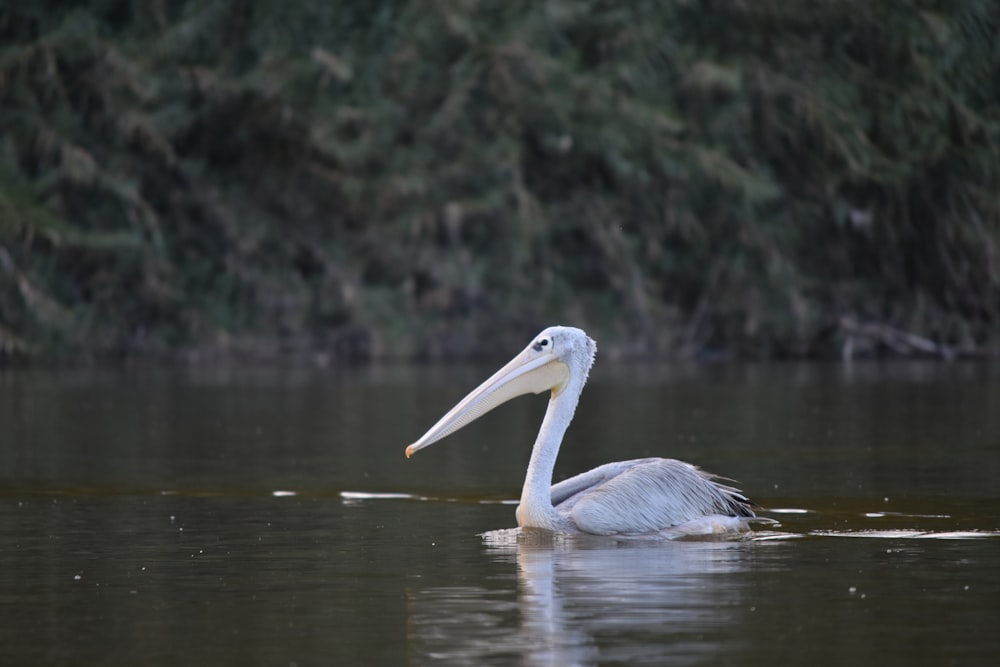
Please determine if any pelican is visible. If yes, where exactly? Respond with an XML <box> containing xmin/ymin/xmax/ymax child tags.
<box><xmin>405</xmin><ymin>326</ymin><xmax>765</xmax><ymax>537</ymax></box>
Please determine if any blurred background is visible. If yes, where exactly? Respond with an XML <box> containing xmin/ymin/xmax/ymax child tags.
<box><xmin>2</xmin><ymin>0</ymin><xmax>998</xmax><ymax>364</ymax></box>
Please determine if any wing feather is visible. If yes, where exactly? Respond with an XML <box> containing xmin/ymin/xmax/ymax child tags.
<box><xmin>550</xmin><ymin>458</ymin><xmax>660</xmax><ymax>507</ymax></box>
<box><xmin>567</xmin><ymin>458</ymin><xmax>754</xmax><ymax>535</ymax></box>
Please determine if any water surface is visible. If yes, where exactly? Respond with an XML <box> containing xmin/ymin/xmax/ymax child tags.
<box><xmin>1</xmin><ymin>361</ymin><xmax>998</xmax><ymax>665</ymax></box>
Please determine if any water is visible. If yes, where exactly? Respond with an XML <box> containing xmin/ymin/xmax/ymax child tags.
<box><xmin>1</xmin><ymin>361</ymin><xmax>999</xmax><ymax>666</ymax></box>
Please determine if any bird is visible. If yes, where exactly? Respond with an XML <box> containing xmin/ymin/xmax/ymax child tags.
<box><xmin>405</xmin><ymin>326</ymin><xmax>766</xmax><ymax>537</ymax></box>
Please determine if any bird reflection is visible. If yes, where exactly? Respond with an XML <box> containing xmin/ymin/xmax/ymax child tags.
<box><xmin>407</xmin><ymin>531</ymin><xmax>758</xmax><ymax>666</ymax></box>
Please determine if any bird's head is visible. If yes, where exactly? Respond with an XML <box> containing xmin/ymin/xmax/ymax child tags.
<box><xmin>404</xmin><ymin>326</ymin><xmax>596</xmax><ymax>458</ymax></box>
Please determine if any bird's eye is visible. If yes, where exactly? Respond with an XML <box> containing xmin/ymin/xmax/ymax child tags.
<box><xmin>532</xmin><ymin>338</ymin><xmax>550</xmax><ymax>352</ymax></box>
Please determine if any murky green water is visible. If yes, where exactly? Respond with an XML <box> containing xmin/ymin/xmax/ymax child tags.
<box><xmin>2</xmin><ymin>361</ymin><xmax>999</xmax><ymax>666</ymax></box>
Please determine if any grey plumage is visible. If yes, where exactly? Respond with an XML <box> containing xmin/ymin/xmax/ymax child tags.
<box><xmin>552</xmin><ymin>458</ymin><xmax>754</xmax><ymax>535</ymax></box>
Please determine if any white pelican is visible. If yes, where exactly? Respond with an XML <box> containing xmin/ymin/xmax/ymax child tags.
<box><xmin>405</xmin><ymin>326</ymin><xmax>764</xmax><ymax>537</ymax></box>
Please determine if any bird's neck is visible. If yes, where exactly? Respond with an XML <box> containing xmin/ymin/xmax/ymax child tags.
<box><xmin>516</xmin><ymin>384</ymin><xmax>581</xmax><ymax>530</ymax></box>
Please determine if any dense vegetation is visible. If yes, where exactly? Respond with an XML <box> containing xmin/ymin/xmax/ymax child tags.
<box><xmin>2</xmin><ymin>1</ymin><xmax>999</xmax><ymax>362</ymax></box>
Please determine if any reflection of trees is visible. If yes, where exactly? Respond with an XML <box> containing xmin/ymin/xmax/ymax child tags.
<box><xmin>408</xmin><ymin>530</ymin><xmax>756</xmax><ymax>666</ymax></box>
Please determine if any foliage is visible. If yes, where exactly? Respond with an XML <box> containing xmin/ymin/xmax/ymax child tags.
<box><xmin>1</xmin><ymin>0</ymin><xmax>999</xmax><ymax>361</ymax></box>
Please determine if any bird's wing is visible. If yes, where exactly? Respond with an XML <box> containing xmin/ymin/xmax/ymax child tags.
<box><xmin>565</xmin><ymin>458</ymin><xmax>754</xmax><ymax>536</ymax></box>
<box><xmin>550</xmin><ymin>458</ymin><xmax>660</xmax><ymax>508</ymax></box>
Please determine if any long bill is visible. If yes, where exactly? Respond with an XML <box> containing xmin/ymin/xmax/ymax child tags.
<box><xmin>405</xmin><ymin>347</ymin><xmax>570</xmax><ymax>457</ymax></box>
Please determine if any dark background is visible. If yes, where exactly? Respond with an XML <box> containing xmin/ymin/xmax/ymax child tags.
<box><xmin>2</xmin><ymin>1</ymin><xmax>998</xmax><ymax>363</ymax></box>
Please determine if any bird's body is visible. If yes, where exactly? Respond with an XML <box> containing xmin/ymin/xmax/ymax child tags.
<box><xmin>405</xmin><ymin>326</ymin><xmax>764</xmax><ymax>537</ymax></box>
<box><xmin>547</xmin><ymin>458</ymin><xmax>755</xmax><ymax>536</ymax></box>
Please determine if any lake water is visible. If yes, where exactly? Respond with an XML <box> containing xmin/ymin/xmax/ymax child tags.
<box><xmin>1</xmin><ymin>360</ymin><xmax>998</xmax><ymax>666</ymax></box>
